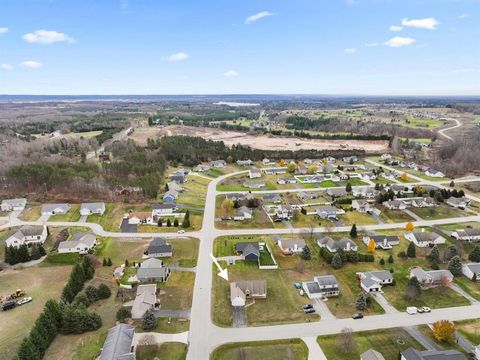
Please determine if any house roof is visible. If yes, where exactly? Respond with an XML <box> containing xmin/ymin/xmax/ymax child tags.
<box><xmin>361</xmin><ymin>349</ymin><xmax>386</xmax><ymax>360</ymax></box>
<box><xmin>446</xmin><ymin>197</ymin><xmax>468</xmax><ymax>205</ymax></box>
<box><xmin>152</xmin><ymin>203</ymin><xmax>176</xmax><ymax>210</ymax></box>
<box><xmin>411</xmin><ymin>268</ymin><xmax>453</xmax><ymax>282</ymax></box>
<box><xmin>305</xmin><ymin>281</ymin><xmax>322</xmax><ymax>294</ymax></box>
<box><xmin>99</xmin><ymin>324</ymin><xmax>135</xmax><ymax>360</ymax></box>
<box><xmin>42</xmin><ymin>203</ymin><xmax>70</xmax><ymax>213</ymax></box>
<box><xmin>314</xmin><ymin>275</ymin><xmax>338</xmax><ymax>287</ymax></box>
<box><xmin>262</xmin><ymin>194</ymin><xmax>281</xmax><ymax>202</ymax></box>
<box><xmin>235</xmin><ymin>242</ymin><xmax>260</xmax><ymax>257</ymax></box>
<box><xmin>236</xmin><ymin>206</ymin><xmax>252</xmax><ymax>216</ymax></box>
<box><xmin>279</xmin><ymin>238</ymin><xmax>306</xmax><ymax>249</ymax></box>
<box><xmin>131</xmin><ymin>284</ymin><xmax>157</xmax><ymax>318</ymax></box>
<box><xmin>58</xmin><ymin>233</ymin><xmax>96</xmax><ymax>250</ymax></box>
<box><xmin>80</xmin><ymin>202</ymin><xmax>105</xmax><ymax>212</ymax></box>
<box><xmin>401</xmin><ymin>347</ymin><xmax>467</xmax><ymax>360</ymax></box>
<box><xmin>368</xmin><ymin>270</ymin><xmax>393</xmax><ymax>282</ymax></box>
<box><xmin>129</xmin><ymin>211</ymin><xmax>151</xmax><ymax>219</ymax></box>
<box><xmin>455</xmin><ymin>228</ymin><xmax>480</xmax><ymax>237</ymax></box>
<box><xmin>1</xmin><ymin>198</ymin><xmax>26</xmax><ymax>206</ymax></box>
<box><xmin>137</xmin><ymin>266</ymin><xmax>169</xmax><ymax>280</ymax></box>
<box><xmin>464</xmin><ymin>263</ymin><xmax>480</xmax><ymax>273</ymax></box>
<box><xmin>369</xmin><ymin>235</ymin><xmax>400</xmax><ymax>244</ymax></box>
<box><xmin>10</xmin><ymin>225</ymin><xmax>45</xmax><ymax>240</ymax></box>
<box><xmin>147</xmin><ymin>238</ymin><xmax>172</xmax><ymax>254</ymax></box>
<box><xmin>317</xmin><ymin>236</ymin><xmax>356</xmax><ymax>250</ymax></box>
<box><xmin>413</xmin><ymin>231</ymin><xmax>440</xmax><ymax>243</ymax></box>
<box><xmin>361</xmin><ymin>276</ymin><xmax>381</xmax><ymax>289</ymax></box>
<box><xmin>315</xmin><ymin>207</ymin><xmax>338</xmax><ymax>216</ymax></box>
<box><xmin>231</xmin><ymin>280</ymin><xmax>267</xmax><ymax>298</ymax></box>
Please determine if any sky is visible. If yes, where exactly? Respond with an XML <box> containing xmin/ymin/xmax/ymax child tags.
<box><xmin>0</xmin><ymin>0</ymin><xmax>479</xmax><ymax>95</ymax></box>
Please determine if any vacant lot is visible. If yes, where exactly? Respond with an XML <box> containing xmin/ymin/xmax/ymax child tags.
<box><xmin>211</xmin><ymin>339</ymin><xmax>308</xmax><ymax>360</ymax></box>
<box><xmin>409</xmin><ymin>205</ymin><xmax>467</xmax><ymax>221</ymax></box>
<box><xmin>159</xmin><ymin>271</ymin><xmax>195</xmax><ymax>310</ymax></box>
<box><xmin>0</xmin><ymin>266</ymin><xmax>71</xmax><ymax>360</ymax></box>
<box><xmin>317</xmin><ymin>328</ymin><xmax>425</xmax><ymax>360</ymax></box>
<box><xmin>133</xmin><ymin>125</ymin><xmax>390</xmax><ymax>152</ymax></box>
<box><xmin>18</xmin><ymin>204</ymin><xmax>42</xmax><ymax>221</ymax></box>
<box><xmin>136</xmin><ymin>342</ymin><xmax>187</xmax><ymax>360</ymax></box>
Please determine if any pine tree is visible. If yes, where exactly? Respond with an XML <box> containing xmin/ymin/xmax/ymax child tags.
<box><xmin>85</xmin><ymin>285</ymin><xmax>99</xmax><ymax>303</ymax></box>
<box><xmin>17</xmin><ymin>337</ymin><xmax>40</xmax><ymax>360</ymax></box>
<box><xmin>116</xmin><ymin>307</ymin><xmax>132</xmax><ymax>322</ymax></box>
<box><xmin>158</xmin><ymin>218</ymin><xmax>163</xmax><ymax>227</ymax></box>
<box><xmin>18</xmin><ymin>244</ymin><xmax>30</xmax><ymax>263</ymax></box>
<box><xmin>405</xmin><ymin>276</ymin><xmax>422</xmax><ymax>301</ymax></box>
<box><xmin>29</xmin><ymin>327</ymin><xmax>47</xmax><ymax>356</ymax></box>
<box><xmin>331</xmin><ymin>253</ymin><xmax>343</xmax><ymax>269</ymax></box>
<box><xmin>350</xmin><ymin>224</ymin><xmax>357</xmax><ymax>238</ymax></box>
<box><xmin>81</xmin><ymin>257</ymin><xmax>95</xmax><ymax>280</ymax></box>
<box><xmin>74</xmin><ymin>291</ymin><xmax>92</xmax><ymax>307</ymax></box>
<box><xmin>102</xmin><ymin>257</ymin><xmax>107</xmax><ymax>266</ymax></box>
<box><xmin>107</xmin><ymin>258</ymin><xmax>112</xmax><ymax>266</ymax></box>
<box><xmin>448</xmin><ymin>255</ymin><xmax>462</xmax><ymax>276</ymax></box>
<box><xmin>173</xmin><ymin>218</ymin><xmax>179</xmax><ymax>227</ymax></box>
<box><xmin>166</xmin><ymin>219</ymin><xmax>172</xmax><ymax>227</ymax></box>
<box><xmin>125</xmin><ymin>259</ymin><xmax>130</xmax><ymax>267</ymax></box>
<box><xmin>346</xmin><ymin>182</ymin><xmax>352</xmax><ymax>192</ymax></box>
<box><xmin>182</xmin><ymin>210</ymin><xmax>190</xmax><ymax>228</ymax></box>
<box><xmin>38</xmin><ymin>244</ymin><xmax>46</xmax><ymax>256</ymax></box>
<box><xmin>97</xmin><ymin>283</ymin><xmax>111</xmax><ymax>299</ymax></box>
<box><xmin>30</xmin><ymin>245</ymin><xmax>42</xmax><ymax>260</ymax></box>
<box><xmin>380</xmin><ymin>257</ymin><xmax>385</xmax><ymax>265</ymax></box>
<box><xmin>301</xmin><ymin>245</ymin><xmax>311</xmax><ymax>260</ymax></box>
<box><xmin>469</xmin><ymin>246</ymin><xmax>480</xmax><ymax>262</ymax></box>
<box><xmin>407</xmin><ymin>242</ymin><xmax>416</xmax><ymax>258</ymax></box>
<box><xmin>355</xmin><ymin>292</ymin><xmax>367</xmax><ymax>310</ymax></box>
<box><xmin>443</xmin><ymin>245</ymin><xmax>457</xmax><ymax>262</ymax></box>
<box><xmin>44</xmin><ymin>299</ymin><xmax>63</xmax><ymax>329</ymax></box>
<box><xmin>427</xmin><ymin>245</ymin><xmax>440</xmax><ymax>263</ymax></box>
<box><xmin>388</xmin><ymin>254</ymin><xmax>394</xmax><ymax>264</ymax></box>
<box><xmin>142</xmin><ymin>310</ymin><xmax>157</xmax><ymax>330</ymax></box>
<box><xmin>62</xmin><ymin>282</ymin><xmax>76</xmax><ymax>303</ymax></box>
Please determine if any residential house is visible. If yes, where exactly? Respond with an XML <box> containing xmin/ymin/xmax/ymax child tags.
<box><xmin>411</xmin><ymin>197</ymin><xmax>437</xmax><ymax>208</ymax></box>
<box><xmin>235</xmin><ymin>242</ymin><xmax>260</xmax><ymax>261</ymax></box>
<box><xmin>302</xmin><ymin>275</ymin><xmax>340</xmax><ymax>299</ymax></box>
<box><xmin>230</xmin><ymin>280</ymin><xmax>267</xmax><ymax>307</ymax></box>
<box><xmin>236</xmin><ymin>159</ymin><xmax>253</xmax><ymax>166</ymax></box>
<box><xmin>303</xmin><ymin>158</ymin><xmax>313</xmax><ymax>164</ymax></box>
<box><xmin>262</xmin><ymin>194</ymin><xmax>282</xmax><ymax>204</ymax></box>
<box><xmin>327</xmin><ymin>188</ymin><xmax>348</xmax><ymax>198</ymax></box>
<box><xmin>145</xmin><ymin>238</ymin><xmax>173</xmax><ymax>258</ymax></box>
<box><xmin>262</xmin><ymin>158</ymin><xmax>273</xmax><ymax>166</ymax></box>
<box><xmin>80</xmin><ymin>202</ymin><xmax>106</xmax><ymax>216</ymax></box>
<box><xmin>170</xmin><ymin>173</ymin><xmax>186</xmax><ymax>184</ymax></box>
<box><xmin>352</xmin><ymin>199</ymin><xmax>373</xmax><ymax>213</ymax></box>
<box><xmin>277</xmin><ymin>238</ymin><xmax>306</xmax><ymax>254</ymax></box>
<box><xmin>163</xmin><ymin>190</ymin><xmax>178</xmax><ymax>203</ymax></box>
<box><xmin>99</xmin><ymin>324</ymin><xmax>136</xmax><ymax>360</ymax></box>
<box><xmin>168</xmin><ymin>181</ymin><xmax>184</xmax><ymax>193</ymax></box>
<box><xmin>264</xmin><ymin>167</ymin><xmax>286</xmax><ymax>175</ymax></box>
<box><xmin>277</xmin><ymin>178</ymin><xmax>297</xmax><ymax>185</ymax></box>
<box><xmin>127</xmin><ymin>212</ymin><xmax>153</xmax><ymax>225</ymax></box>
<box><xmin>400</xmin><ymin>348</ymin><xmax>467</xmax><ymax>360</ymax></box>
<box><xmin>152</xmin><ymin>203</ymin><xmax>176</xmax><ymax>217</ymax></box>
<box><xmin>234</xmin><ymin>206</ymin><xmax>253</xmax><ymax>221</ymax></box>
<box><xmin>360</xmin><ymin>173</ymin><xmax>377</xmax><ymax>181</ymax></box>
<box><xmin>325</xmin><ymin>156</ymin><xmax>336</xmax><ymax>163</ymax></box>
<box><xmin>194</xmin><ymin>164</ymin><xmax>210</xmax><ymax>172</ymax></box>
<box><xmin>1</xmin><ymin>198</ymin><xmax>27</xmax><ymax>212</ymax></box>
<box><xmin>352</xmin><ymin>187</ymin><xmax>377</xmax><ymax>199</ymax></box>
<box><xmin>380</xmin><ymin>154</ymin><xmax>392</xmax><ymax>161</ymax></box>
<box><xmin>331</xmin><ymin>173</ymin><xmax>349</xmax><ymax>182</ymax></box>
<box><xmin>315</xmin><ymin>206</ymin><xmax>344</xmax><ymax>220</ymax></box>
<box><xmin>361</xmin><ymin>349</ymin><xmax>385</xmax><ymax>360</ymax></box>
<box><xmin>462</xmin><ymin>263</ymin><xmax>480</xmax><ymax>281</ymax></box>
<box><xmin>243</xmin><ymin>181</ymin><xmax>266</xmax><ymax>189</ymax></box>
<box><xmin>409</xmin><ymin>267</ymin><xmax>453</xmax><ymax>288</ymax></box>
<box><xmin>317</xmin><ymin>236</ymin><xmax>357</xmax><ymax>253</ymax></box>
<box><xmin>304</xmin><ymin>175</ymin><xmax>325</xmax><ymax>183</ymax></box>
<box><xmin>297</xmin><ymin>191</ymin><xmax>318</xmax><ymax>201</ymax></box>
<box><xmin>363</xmin><ymin>235</ymin><xmax>400</xmax><ymax>250</ymax></box>
<box><xmin>451</xmin><ymin>228</ymin><xmax>480</xmax><ymax>242</ymax></box>
<box><xmin>383</xmin><ymin>200</ymin><xmax>407</xmax><ymax>210</ymax></box>
<box><xmin>131</xmin><ymin>284</ymin><xmax>158</xmax><ymax>319</ymax></box>
<box><xmin>425</xmin><ymin>169</ymin><xmax>445</xmax><ymax>178</ymax></box>
<box><xmin>357</xmin><ymin>271</ymin><xmax>393</xmax><ymax>293</ymax></box>
<box><xmin>296</xmin><ymin>165</ymin><xmax>307</xmax><ymax>175</ymax></box>
<box><xmin>212</xmin><ymin>160</ymin><xmax>226</xmax><ymax>168</ymax></box>
<box><xmin>343</xmin><ymin>156</ymin><xmax>358</xmax><ymax>163</ymax></box>
<box><xmin>445</xmin><ymin>197</ymin><xmax>470</xmax><ymax>209</ymax></box>
<box><xmin>58</xmin><ymin>233</ymin><xmax>97</xmax><ymax>254</ymax></box>
<box><xmin>225</xmin><ymin>193</ymin><xmax>254</xmax><ymax>202</ymax></box>
<box><xmin>137</xmin><ymin>258</ymin><xmax>170</xmax><ymax>283</ymax></box>
<box><xmin>5</xmin><ymin>225</ymin><xmax>48</xmax><ymax>247</ymax></box>
<box><xmin>249</xmin><ymin>167</ymin><xmax>262</xmax><ymax>179</ymax></box>
<box><xmin>405</xmin><ymin>230</ymin><xmax>445</xmax><ymax>247</ymax></box>
<box><xmin>41</xmin><ymin>203</ymin><xmax>71</xmax><ymax>216</ymax></box>
<box><xmin>273</xmin><ymin>204</ymin><xmax>294</xmax><ymax>221</ymax></box>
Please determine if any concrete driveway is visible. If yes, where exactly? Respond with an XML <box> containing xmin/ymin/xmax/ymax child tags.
<box><xmin>313</xmin><ymin>298</ymin><xmax>336</xmax><ymax>320</ymax></box>
<box><xmin>371</xmin><ymin>292</ymin><xmax>399</xmax><ymax>314</ymax></box>
<box><xmin>232</xmin><ymin>306</ymin><xmax>246</xmax><ymax>328</ymax></box>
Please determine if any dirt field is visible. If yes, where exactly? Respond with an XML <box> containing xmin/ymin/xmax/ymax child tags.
<box><xmin>130</xmin><ymin>125</ymin><xmax>389</xmax><ymax>152</ymax></box>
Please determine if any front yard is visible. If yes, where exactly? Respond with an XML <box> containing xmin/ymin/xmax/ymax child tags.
<box><xmin>408</xmin><ymin>205</ymin><xmax>468</xmax><ymax>221</ymax></box>
<box><xmin>49</xmin><ymin>204</ymin><xmax>81</xmax><ymax>222</ymax></box>
<box><xmin>211</xmin><ymin>339</ymin><xmax>308</xmax><ymax>360</ymax></box>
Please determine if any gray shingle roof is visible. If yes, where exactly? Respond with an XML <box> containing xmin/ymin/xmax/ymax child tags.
<box><xmin>147</xmin><ymin>237</ymin><xmax>172</xmax><ymax>255</ymax></box>
<box><xmin>99</xmin><ymin>324</ymin><xmax>135</xmax><ymax>360</ymax></box>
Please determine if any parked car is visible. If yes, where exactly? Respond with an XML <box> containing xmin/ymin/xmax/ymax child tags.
<box><xmin>304</xmin><ymin>308</ymin><xmax>316</xmax><ymax>314</ymax></box>
<box><xmin>177</xmin><ymin>230</ymin><xmax>185</xmax><ymax>234</ymax></box>
<box><xmin>2</xmin><ymin>300</ymin><xmax>16</xmax><ymax>311</ymax></box>
<box><xmin>16</xmin><ymin>297</ymin><xmax>32</xmax><ymax>305</ymax></box>
<box><xmin>406</xmin><ymin>307</ymin><xmax>418</xmax><ymax>315</ymax></box>
<box><xmin>352</xmin><ymin>313</ymin><xmax>364</xmax><ymax>319</ymax></box>
<box><xmin>417</xmin><ymin>306</ymin><xmax>431</xmax><ymax>313</ymax></box>
<box><xmin>303</xmin><ymin>304</ymin><xmax>314</xmax><ymax>310</ymax></box>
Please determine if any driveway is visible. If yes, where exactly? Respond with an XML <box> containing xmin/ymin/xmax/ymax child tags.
<box><xmin>153</xmin><ymin>309</ymin><xmax>191</xmax><ymax>319</ymax></box>
<box><xmin>371</xmin><ymin>293</ymin><xmax>399</xmax><ymax>314</ymax></box>
<box><xmin>120</xmin><ymin>218</ymin><xmax>137</xmax><ymax>233</ymax></box>
<box><xmin>302</xmin><ymin>336</ymin><xmax>328</xmax><ymax>360</ymax></box>
<box><xmin>402</xmin><ymin>209</ymin><xmax>423</xmax><ymax>221</ymax></box>
<box><xmin>313</xmin><ymin>298</ymin><xmax>336</xmax><ymax>320</ymax></box>
<box><xmin>232</xmin><ymin>306</ymin><xmax>246</xmax><ymax>328</ymax></box>
<box><xmin>79</xmin><ymin>215</ymin><xmax>88</xmax><ymax>223</ymax></box>
<box><xmin>450</xmin><ymin>283</ymin><xmax>479</xmax><ymax>304</ymax></box>
<box><xmin>403</xmin><ymin>326</ymin><xmax>439</xmax><ymax>351</ymax></box>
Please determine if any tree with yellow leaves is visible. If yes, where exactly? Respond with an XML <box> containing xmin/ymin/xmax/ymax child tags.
<box><xmin>221</xmin><ymin>198</ymin><xmax>234</xmax><ymax>217</ymax></box>
<box><xmin>405</xmin><ymin>222</ymin><xmax>414</xmax><ymax>232</ymax></box>
<box><xmin>287</xmin><ymin>162</ymin><xmax>297</xmax><ymax>173</ymax></box>
<box><xmin>367</xmin><ymin>239</ymin><xmax>376</xmax><ymax>253</ymax></box>
<box><xmin>278</xmin><ymin>159</ymin><xmax>286</xmax><ymax>167</ymax></box>
<box><xmin>432</xmin><ymin>320</ymin><xmax>456</xmax><ymax>343</ymax></box>
<box><xmin>307</xmin><ymin>164</ymin><xmax>317</xmax><ymax>175</ymax></box>
<box><xmin>400</xmin><ymin>172</ymin><xmax>408</xmax><ymax>181</ymax></box>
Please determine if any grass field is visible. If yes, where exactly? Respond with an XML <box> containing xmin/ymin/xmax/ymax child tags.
<box><xmin>317</xmin><ymin>328</ymin><xmax>425</xmax><ymax>360</ymax></box>
<box><xmin>340</xmin><ymin>211</ymin><xmax>379</xmax><ymax>226</ymax></box>
<box><xmin>0</xmin><ymin>266</ymin><xmax>71</xmax><ymax>359</ymax></box>
<box><xmin>379</xmin><ymin>209</ymin><xmax>415</xmax><ymax>224</ymax></box>
<box><xmin>49</xmin><ymin>204</ymin><xmax>81</xmax><ymax>222</ymax></box>
<box><xmin>159</xmin><ymin>271</ymin><xmax>195</xmax><ymax>310</ymax></box>
<box><xmin>18</xmin><ymin>204</ymin><xmax>42</xmax><ymax>221</ymax></box>
<box><xmin>136</xmin><ymin>342</ymin><xmax>187</xmax><ymax>360</ymax></box>
<box><xmin>456</xmin><ymin>319</ymin><xmax>480</xmax><ymax>345</ymax></box>
<box><xmin>408</xmin><ymin>205</ymin><xmax>467</xmax><ymax>221</ymax></box>
<box><xmin>211</xmin><ymin>339</ymin><xmax>308</xmax><ymax>360</ymax></box>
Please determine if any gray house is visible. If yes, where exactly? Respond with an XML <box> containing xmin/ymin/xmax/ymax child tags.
<box><xmin>1</xmin><ymin>198</ymin><xmax>27</xmax><ymax>212</ymax></box>
<box><xmin>145</xmin><ymin>237</ymin><xmax>173</xmax><ymax>258</ymax></box>
<box><xmin>137</xmin><ymin>258</ymin><xmax>170</xmax><ymax>283</ymax></box>
<box><xmin>400</xmin><ymin>348</ymin><xmax>467</xmax><ymax>360</ymax></box>
<box><xmin>235</xmin><ymin>242</ymin><xmax>260</xmax><ymax>261</ymax></box>
<box><xmin>99</xmin><ymin>323</ymin><xmax>136</xmax><ymax>360</ymax></box>
<box><xmin>41</xmin><ymin>203</ymin><xmax>71</xmax><ymax>216</ymax></box>
<box><xmin>80</xmin><ymin>202</ymin><xmax>106</xmax><ymax>216</ymax></box>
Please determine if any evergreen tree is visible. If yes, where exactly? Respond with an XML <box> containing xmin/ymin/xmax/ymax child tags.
<box><xmin>17</xmin><ymin>337</ymin><xmax>40</xmax><ymax>360</ymax></box>
<box><xmin>18</xmin><ymin>244</ymin><xmax>30</xmax><ymax>263</ymax></box>
<box><xmin>30</xmin><ymin>245</ymin><xmax>42</xmax><ymax>260</ymax></box>
<box><xmin>85</xmin><ymin>285</ymin><xmax>99</xmax><ymax>303</ymax></box>
<box><xmin>125</xmin><ymin>259</ymin><xmax>129</xmax><ymax>267</ymax></box>
<box><xmin>81</xmin><ymin>257</ymin><xmax>95</xmax><ymax>280</ymax></box>
<box><xmin>407</xmin><ymin>242</ymin><xmax>416</xmax><ymax>258</ymax></box>
<box><xmin>62</xmin><ymin>282</ymin><xmax>76</xmax><ymax>303</ymax></box>
<box><xmin>44</xmin><ymin>299</ymin><xmax>63</xmax><ymax>329</ymax></box>
<box><xmin>380</xmin><ymin>257</ymin><xmax>385</xmax><ymax>265</ymax></box>
<box><xmin>469</xmin><ymin>246</ymin><xmax>480</xmax><ymax>262</ymax></box>
<box><xmin>405</xmin><ymin>276</ymin><xmax>422</xmax><ymax>301</ymax></box>
<box><xmin>388</xmin><ymin>254</ymin><xmax>394</xmax><ymax>264</ymax></box>
<box><xmin>349</xmin><ymin>224</ymin><xmax>357</xmax><ymax>238</ymax></box>
<box><xmin>346</xmin><ymin>182</ymin><xmax>352</xmax><ymax>192</ymax></box>
<box><xmin>182</xmin><ymin>210</ymin><xmax>190</xmax><ymax>228</ymax></box>
<box><xmin>173</xmin><ymin>218</ymin><xmax>179</xmax><ymax>227</ymax></box>
<box><xmin>116</xmin><ymin>307</ymin><xmax>132</xmax><ymax>323</ymax></box>
<box><xmin>97</xmin><ymin>283</ymin><xmax>111</xmax><ymax>299</ymax></box>
<box><xmin>355</xmin><ymin>292</ymin><xmax>367</xmax><ymax>310</ymax></box>
<box><xmin>166</xmin><ymin>219</ymin><xmax>172</xmax><ymax>227</ymax></box>
<box><xmin>301</xmin><ymin>245</ymin><xmax>311</xmax><ymax>260</ymax></box>
<box><xmin>74</xmin><ymin>291</ymin><xmax>92</xmax><ymax>307</ymax></box>
<box><xmin>158</xmin><ymin>218</ymin><xmax>163</xmax><ymax>227</ymax></box>
<box><xmin>443</xmin><ymin>245</ymin><xmax>457</xmax><ymax>262</ymax></box>
<box><xmin>102</xmin><ymin>257</ymin><xmax>107</xmax><ymax>266</ymax></box>
<box><xmin>449</xmin><ymin>180</ymin><xmax>455</xmax><ymax>187</ymax></box>
<box><xmin>29</xmin><ymin>327</ymin><xmax>47</xmax><ymax>356</ymax></box>
<box><xmin>38</xmin><ymin>244</ymin><xmax>46</xmax><ymax>256</ymax></box>
<box><xmin>331</xmin><ymin>253</ymin><xmax>343</xmax><ymax>269</ymax></box>
<box><xmin>142</xmin><ymin>310</ymin><xmax>157</xmax><ymax>330</ymax></box>
<box><xmin>107</xmin><ymin>258</ymin><xmax>112</xmax><ymax>266</ymax></box>
<box><xmin>448</xmin><ymin>255</ymin><xmax>462</xmax><ymax>276</ymax></box>
<box><xmin>427</xmin><ymin>245</ymin><xmax>440</xmax><ymax>263</ymax></box>
<box><xmin>61</xmin><ymin>304</ymin><xmax>102</xmax><ymax>334</ymax></box>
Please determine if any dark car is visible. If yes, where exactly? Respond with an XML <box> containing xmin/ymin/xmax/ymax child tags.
<box><xmin>303</xmin><ymin>304</ymin><xmax>314</xmax><ymax>310</ymax></box>
<box><xmin>2</xmin><ymin>300</ymin><xmax>16</xmax><ymax>311</ymax></box>
<box><xmin>352</xmin><ymin>313</ymin><xmax>364</xmax><ymax>319</ymax></box>
<box><xmin>304</xmin><ymin>308</ymin><xmax>316</xmax><ymax>314</ymax></box>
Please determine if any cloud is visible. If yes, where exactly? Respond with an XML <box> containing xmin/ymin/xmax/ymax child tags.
<box><xmin>401</xmin><ymin>18</ymin><xmax>439</xmax><ymax>30</ymax></box>
<box><xmin>20</xmin><ymin>60</ymin><xmax>43</xmax><ymax>68</ymax></box>
<box><xmin>364</xmin><ymin>42</ymin><xmax>379</xmax><ymax>47</ymax></box>
<box><xmin>1</xmin><ymin>63</ymin><xmax>12</xmax><ymax>70</ymax></box>
<box><xmin>0</xmin><ymin>27</ymin><xmax>8</xmax><ymax>34</ymax></box>
<box><xmin>384</xmin><ymin>36</ymin><xmax>416</xmax><ymax>47</ymax></box>
<box><xmin>165</xmin><ymin>52</ymin><xmax>189</xmax><ymax>61</ymax></box>
<box><xmin>459</xmin><ymin>13</ymin><xmax>469</xmax><ymax>19</ymax></box>
<box><xmin>222</xmin><ymin>70</ymin><xmax>239</xmax><ymax>78</ymax></box>
<box><xmin>389</xmin><ymin>25</ymin><xmax>403</xmax><ymax>32</ymax></box>
<box><xmin>344</xmin><ymin>48</ymin><xmax>356</xmax><ymax>54</ymax></box>
<box><xmin>22</xmin><ymin>30</ymin><xmax>75</xmax><ymax>44</ymax></box>
<box><xmin>245</xmin><ymin>11</ymin><xmax>273</xmax><ymax>24</ymax></box>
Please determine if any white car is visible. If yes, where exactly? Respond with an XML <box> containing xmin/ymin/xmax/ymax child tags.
<box><xmin>418</xmin><ymin>306</ymin><xmax>431</xmax><ymax>313</ymax></box>
<box><xmin>406</xmin><ymin>306</ymin><xmax>418</xmax><ymax>315</ymax></box>
<box><xmin>16</xmin><ymin>296</ymin><xmax>32</xmax><ymax>305</ymax></box>
<box><xmin>177</xmin><ymin>229</ymin><xmax>185</xmax><ymax>234</ymax></box>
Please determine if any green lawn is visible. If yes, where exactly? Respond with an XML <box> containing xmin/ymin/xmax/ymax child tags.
<box><xmin>158</xmin><ymin>271</ymin><xmax>195</xmax><ymax>310</ymax></box>
<box><xmin>87</xmin><ymin>203</ymin><xmax>116</xmax><ymax>229</ymax></box>
<box><xmin>379</xmin><ymin>209</ymin><xmax>415</xmax><ymax>224</ymax></box>
<box><xmin>408</xmin><ymin>205</ymin><xmax>467</xmax><ymax>221</ymax></box>
<box><xmin>318</xmin><ymin>328</ymin><xmax>425</xmax><ymax>360</ymax></box>
<box><xmin>454</xmin><ymin>277</ymin><xmax>480</xmax><ymax>301</ymax></box>
<box><xmin>456</xmin><ymin>319</ymin><xmax>480</xmax><ymax>345</ymax></box>
<box><xmin>49</xmin><ymin>204</ymin><xmax>81</xmax><ymax>222</ymax></box>
<box><xmin>341</xmin><ymin>211</ymin><xmax>379</xmax><ymax>226</ymax></box>
<box><xmin>137</xmin><ymin>343</ymin><xmax>187</xmax><ymax>360</ymax></box>
<box><xmin>211</xmin><ymin>339</ymin><xmax>308</xmax><ymax>360</ymax></box>
<box><xmin>18</xmin><ymin>205</ymin><xmax>42</xmax><ymax>221</ymax></box>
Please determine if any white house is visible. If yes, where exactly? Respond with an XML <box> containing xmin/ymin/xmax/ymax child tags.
<box><xmin>211</xmin><ymin>160</ymin><xmax>226</xmax><ymax>168</ymax></box>
<box><xmin>363</xmin><ymin>235</ymin><xmax>400</xmax><ymax>250</ymax></box>
<box><xmin>233</xmin><ymin>206</ymin><xmax>253</xmax><ymax>221</ymax></box>
<box><xmin>451</xmin><ymin>228</ymin><xmax>480</xmax><ymax>242</ymax></box>
<box><xmin>383</xmin><ymin>200</ymin><xmax>407</xmax><ymax>210</ymax></box>
<box><xmin>80</xmin><ymin>202</ymin><xmax>106</xmax><ymax>216</ymax></box>
<box><xmin>277</xmin><ymin>238</ymin><xmax>306</xmax><ymax>254</ymax></box>
<box><xmin>152</xmin><ymin>203</ymin><xmax>176</xmax><ymax>217</ymax></box>
<box><xmin>302</xmin><ymin>275</ymin><xmax>340</xmax><ymax>299</ymax></box>
<box><xmin>127</xmin><ymin>212</ymin><xmax>154</xmax><ymax>225</ymax></box>
<box><xmin>462</xmin><ymin>263</ymin><xmax>480</xmax><ymax>281</ymax></box>
<box><xmin>425</xmin><ymin>169</ymin><xmax>445</xmax><ymax>178</ymax></box>
<box><xmin>1</xmin><ymin>198</ymin><xmax>27</xmax><ymax>212</ymax></box>
<box><xmin>5</xmin><ymin>225</ymin><xmax>48</xmax><ymax>247</ymax></box>
<box><xmin>273</xmin><ymin>204</ymin><xmax>294</xmax><ymax>221</ymax></box>
<box><xmin>131</xmin><ymin>284</ymin><xmax>158</xmax><ymax>319</ymax></box>
<box><xmin>411</xmin><ymin>197</ymin><xmax>437</xmax><ymax>208</ymax></box>
<box><xmin>409</xmin><ymin>268</ymin><xmax>453</xmax><ymax>288</ymax></box>
<box><xmin>249</xmin><ymin>168</ymin><xmax>262</xmax><ymax>179</ymax></box>
<box><xmin>445</xmin><ymin>197</ymin><xmax>470</xmax><ymax>209</ymax></box>
<box><xmin>41</xmin><ymin>203</ymin><xmax>71</xmax><ymax>216</ymax></box>
<box><xmin>357</xmin><ymin>271</ymin><xmax>393</xmax><ymax>293</ymax></box>
<box><xmin>405</xmin><ymin>230</ymin><xmax>445</xmax><ymax>247</ymax></box>
<box><xmin>352</xmin><ymin>199</ymin><xmax>373</xmax><ymax>213</ymax></box>
<box><xmin>317</xmin><ymin>236</ymin><xmax>357</xmax><ymax>253</ymax></box>
<box><xmin>315</xmin><ymin>206</ymin><xmax>345</xmax><ymax>219</ymax></box>
<box><xmin>58</xmin><ymin>233</ymin><xmax>97</xmax><ymax>254</ymax></box>
<box><xmin>230</xmin><ymin>280</ymin><xmax>267</xmax><ymax>307</ymax></box>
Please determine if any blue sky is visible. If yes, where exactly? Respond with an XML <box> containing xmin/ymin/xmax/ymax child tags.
<box><xmin>0</xmin><ymin>0</ymin><xmax>479</xmax><ymax>95</ymax></box>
